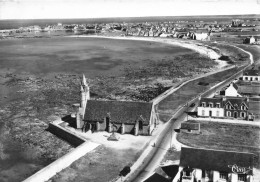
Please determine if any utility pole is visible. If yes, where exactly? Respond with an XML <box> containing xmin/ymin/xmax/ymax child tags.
<box><xmin>170</xmin><ymin>120</ymin><xmax>173</xmax><ymax>149</ymax></box>
<box><xmin>186</xmin><ymin>102</ymin><xmax>189</xmax><ymax>121</ymax></box>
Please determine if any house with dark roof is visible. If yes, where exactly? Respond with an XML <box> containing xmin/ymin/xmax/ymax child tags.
<box><xmin>243</xmin><ymin>36</ymin><xmax>256</xmax><ymax>44</ymax></box>
<box><xmin>74</xmin><ymin>75</ymin><xmax>157</xmax><ymax>136</ymax></box>
<box><xmin>242</xmin><ymin>69</ymin><xmax>260</xmax><ymax>82</ymax></box>
<box><xmin>180</xmin><ymin>122</ymin><xmax>200</xmax><ymax>134</ymax></box>
<box><xmin>197</xmin><ymin>97</ymin><xmax>224</xmax><ymax>118</ymax></box>
<box><xmin>197</xmin><ymin>96</ymin><xmax>254</xmax><ymax>120</ymax></box>
<box><xmin>223</xmin><ymin>97</ymin><xmax>252</xmax><ymax>119</ymax></box>
<box><xmin>238</xmin><ymin>68</ymin><xmax>260</xmax><ymax>97</ymax></box>
<box><xmin>173</xmin><ymin>147</ymin><xmax>254</xmax><ymax>182</ymax></box>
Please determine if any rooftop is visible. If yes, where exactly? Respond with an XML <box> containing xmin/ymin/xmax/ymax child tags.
<box><xmin>181</xmin><ymin>122</ymin><xmax>200</xmax><ymax>130</ymax></box>
<box><xmin>243</xmin><ymin>69</ymin><xmax>260</xmax><ymax>76</ymax></box>
<box><xmin>180</xmin><ymin>147</ymin><xmax>254</xmax><ymax>175</ymax></box>
<box><xmin>84</xmin><ymin>100</ymin><xmax>153</xmax><ymax>125</ymax></box>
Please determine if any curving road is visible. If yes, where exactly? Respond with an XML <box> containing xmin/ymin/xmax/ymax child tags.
<box><xmin>118</xmin><ymin>44</ymin><xmax>254</xmax><ymax>182</ymax></box>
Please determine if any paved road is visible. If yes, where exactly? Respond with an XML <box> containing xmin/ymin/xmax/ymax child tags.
<box><xmin>117</xmin><ymin>45</ymin><xmax>254</xmax><ymax>182</ymax></box>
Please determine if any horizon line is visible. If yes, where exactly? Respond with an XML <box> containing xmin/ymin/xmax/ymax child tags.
<box><xmin>1</xmin><ymin>14</ymin><xmax>260</xmax><ymax>21</ymax></box>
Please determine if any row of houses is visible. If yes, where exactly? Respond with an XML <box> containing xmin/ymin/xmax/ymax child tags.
<box><xmin>174</xmin><ymin>68</ymin><xmax>259</xmax><ymax>182</ymax></box>
<box><xmin>197</xmin><ymin>96</ymin><xmax>254</xmax><ymax>120</ymax></box>
<box><xmin>197</xmin><ymin>67</ymin><xmax>260</xmax><ymax>120</ymax></box>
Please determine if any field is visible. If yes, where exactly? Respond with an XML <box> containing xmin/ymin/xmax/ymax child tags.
<box><xmin>236</xmin><ymin>44</ymin><xmax>260</xmax><ymax>65</ymax></box>
<box><xmin>0</xmin><ymin>37</ymin><xmax>216</xmax><ymax>181</ymax></box>
<box><xmin>0</xmin><ymin>37</ymin><xmax>194</xmax><ymax>77</ymax></box>
<box><xmin>0</xmin><ymin>36</ymin><xmax>252</xmax><ymax>181</ymax></box>
<box><xmin>177</xmin><ymin>120</ymin><xmax>260</xmax><ymax>167</ymax></box>
<box><xmin>49</xmin><ymin>145</ymin><xmax>142</xmax><ymax>182</ymax></box>
<box><xmin>157</xmin><ymin>65</ymin><xmax>246</xmax><ymax>123</ymax></box>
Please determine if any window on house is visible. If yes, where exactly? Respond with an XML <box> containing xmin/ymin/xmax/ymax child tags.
<box><xmin>202</xmin><ymin>110</ymin><xmax>205</xmax><ymax>116</ymax></box>
<box><xmin>219</xmin><ymin>172</ymin><xmax>228</xmax><ymax>180</ymax></box>
<box><xmin>241</xmin><ymin>112</ymin><xmax>245</xmax><ymax>118</ymax></box>
<box><xmin>216</xmin><ymin>111</ymin><xmax>220</xmax><ymax>117</ymax></box>
<box><xmin>238</xmin><ymin>174</ymin><xmax>247</xmax><ymax>182</ymax></box>
<box><xmin>256</xmin><ymin>77</ymin><xmax>259</xmax><ymax>81</ymax></box>
<box><xmin>226</xmin><ymin>105</ymin><xmax>229</xmax><ymax>109</ymax></box>
<box><xmin>201</xmin><ymin>102</ymin><xmax>206</xmax><ymax>107</ymax></box>
<box><xmin>227</xmin><ymin>111</ymin><xmax>231</xmax><ymax>117</ymax></box>
<box><xmin>216</xmin><ymin>103</ymin><xmax>220</xmax><ymax>108</ymax></box>
<box><xmin>209</xmin><ymin>103</ymin><xmax>213</xmax><ymax>108</ymax></box>
<box><xmin>245</xmin><ymin>77</ymin><xmax>248</xmax><ymax>80</ymax></box>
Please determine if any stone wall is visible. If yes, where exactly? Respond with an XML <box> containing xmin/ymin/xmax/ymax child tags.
<box><xmin>23</xmin><ymin>119</ymin><xmax>100</xmax><ymax>182</ymax></box>
<box><xmin>48</xmin><ymin>122</ymin><xmax>85</xmax><ymax>147</ymax></box>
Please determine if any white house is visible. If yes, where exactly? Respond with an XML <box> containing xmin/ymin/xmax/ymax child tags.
<box><xmin>173</xmin><ymin>147</ymin><xmax>254</xmax><ymax>182</ymax></box>
<box><xmin>220</xmin><ymin>82</ymin><xmax>241</xmax><ymax>97</ymax></box>
<box><xmin>242</xmin><ymin>69</ymin><xmax>260</xmax><ymax>82</ymax></box>
<box><xmin>243</xmin><ymin>36</ymin><xmax>256</xmax><ymax>44</ymax></box>
<box><xmin>197</xmin><ymin>97</ymin><xmax>224</xmax><ymax>118</ymax></box>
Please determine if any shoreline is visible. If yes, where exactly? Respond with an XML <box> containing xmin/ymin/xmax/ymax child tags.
<box><xmin>67</xmin><ymin>35</ymin><xmax>229</xmax><ymax>69</ymax></box>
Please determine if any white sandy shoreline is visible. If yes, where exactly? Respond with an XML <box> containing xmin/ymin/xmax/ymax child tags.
<box><xmin>68</xmin><ymin>35</ymin><xmax>228</xmax><ymax>69</ymax></box>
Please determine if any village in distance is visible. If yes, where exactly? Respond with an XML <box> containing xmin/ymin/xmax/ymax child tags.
<box><xmin>0</xmin><ymin>14</ymin><xmax>260</xmax><ymax>182</ymax></box>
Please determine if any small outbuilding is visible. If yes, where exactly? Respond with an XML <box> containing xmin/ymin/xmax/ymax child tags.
<box><xmin>180</xmin><ymin>122</ymin><xmax>200</xmax><ymax>134</ymax></box>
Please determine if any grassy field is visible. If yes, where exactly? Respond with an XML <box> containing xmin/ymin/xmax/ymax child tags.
<box><xmin>157</xmin><ymin>66</ymin><xmax>245</xmax><ymax>123</ymax></box>
<box><xmin>0</xmin><ymin>38</ymin><xmax>200</xmax><ymax>181</ymax></box>
<box><xmin>177</xmin><ymin>120</ymin><xmax>260</xmax><ymax>167</ymax></box>
<box><xmin>50</xmin><ymin>145</ymin><xmax>142</xmax><ymax>182</ymax></box>
<box><xmin>0</xmin><ymin>36</ymin><xmax>252</xmax><ymax>181</ymax></box>
<box><xmin>236</xmin><ymin>44</ymin><xmax>260</xmax><ymax>65</ymax></box>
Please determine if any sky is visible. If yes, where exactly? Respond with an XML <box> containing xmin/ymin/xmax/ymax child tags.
<box><xmin>0</xmin><ymin>0</ymin><xmax>259</xmax><ymax>19</ymax></box>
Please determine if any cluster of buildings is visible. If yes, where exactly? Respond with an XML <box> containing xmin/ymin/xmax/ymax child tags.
<box><xmin>197</xmin><ymin>67</ymin><xmax>260</xmax><ymax>121</ymax></box>
<box><xmin>1</xmin><ymin>18</ymin><xmax>259</xmax><ymax>40</ymax></box>
<box><xmin>171</xmin><ymin>67</ymin><xmax>260</xmax><ymax>182</ymax></box>
<box><xmin>70</xmin><ymin>67</ymin><xmax>259</xmax><ymax>137</ymax></box>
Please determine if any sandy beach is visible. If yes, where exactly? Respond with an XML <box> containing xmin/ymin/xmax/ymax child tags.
<box><xmin>68</xmin><ymin>35</ymin><xmax>228</xmax><ymax>69</ymax></box>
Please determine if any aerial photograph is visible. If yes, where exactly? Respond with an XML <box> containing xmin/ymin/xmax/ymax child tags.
<box><xmin>0</xmin><ymin>0</ymin><xmax>259</xmax><ymax>182</ymax></box>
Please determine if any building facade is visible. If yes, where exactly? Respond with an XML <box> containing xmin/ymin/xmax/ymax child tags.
<box><xmin>197</xmin><ymin>98</ymin><xmax>224</xmax><ymax>118</ymax></box>
<box><xmin>242</xmin><ymin>69</ymin><xmax>260</xmax><ymax>82</ymax></box>
<box><xmin>173</xmin><ymin>147</ymin><xmax>254</xmax><ymax>182</ymax></box>
<box><xmin>219</xmin><ymin>82</ymin><xmax>241</xmax><ymax>97</ymax></box>
<box><xmin>75</xmin><ymin>75</ymin><xmax>157</xmax><ymax>136</ymax></box>
<box><xmin>197</xmin><ymin>97</ymin><xmax>254</xmax><ymax>120</ymax></box>
<box><xmin>223</xmin><ymin>97</ymin><xmax>250</xmax><ymax>119</ymax></box>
